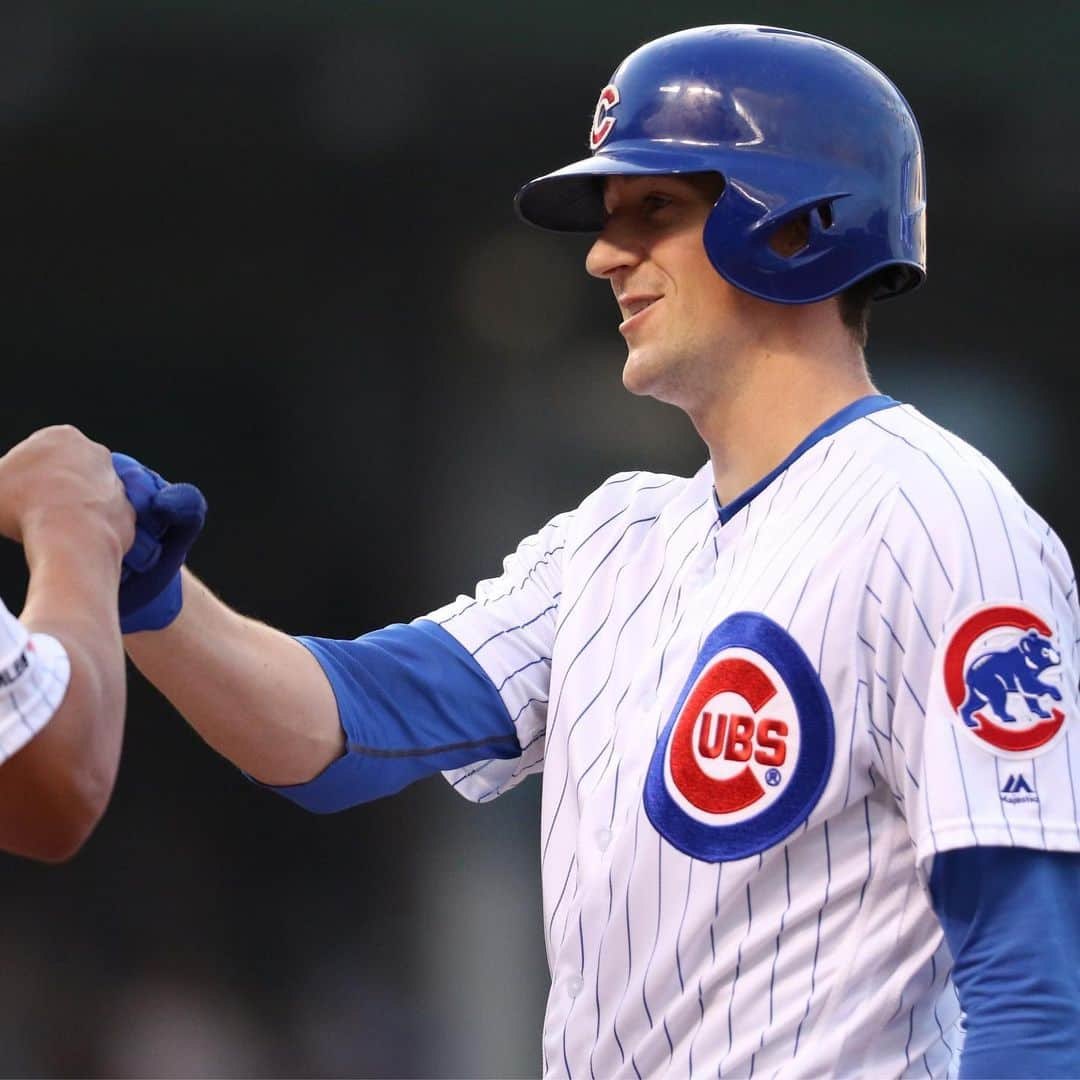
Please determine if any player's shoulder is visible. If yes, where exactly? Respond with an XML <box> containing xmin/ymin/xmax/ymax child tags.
<box><xmin>579</xmin><ymin>466</ymin><xmax>706</xmax><ymax>511</ymax></box>
<box><xmin>859</xmin><ymin>402</ymin><xmax>1021</xmax><ymax>513</ymax></box>
<box><xmin>858</xmin><ymin>402</ymin><xmax>1071</xmax><ymax>572</ymax></box>
<box><xmin>572</xmin><ymin>466</ymin><xmax>709</xmax><ymax>528</ymax></box>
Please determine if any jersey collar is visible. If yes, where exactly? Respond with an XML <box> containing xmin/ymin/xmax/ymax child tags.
<box><xmin>714</xmin><ymin>393</ymin><xmax>899</xmax><ymax>525</ymax></box>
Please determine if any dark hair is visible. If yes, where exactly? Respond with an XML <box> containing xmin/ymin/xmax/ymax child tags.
<box><xmin>839</xmin><ymin>267</ymin><xmax>920</xmax><ymax>349</ymax></box>
<box><xmin>837</xmin><ymin>274</ymin><xmax>878</xmax><ymax>349</ymax></box>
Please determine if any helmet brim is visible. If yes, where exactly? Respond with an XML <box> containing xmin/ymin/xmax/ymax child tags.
<box><xmin>515</xmin><ymin>143</ymin><xmax>723</xmax><ymax>232</ymax></box>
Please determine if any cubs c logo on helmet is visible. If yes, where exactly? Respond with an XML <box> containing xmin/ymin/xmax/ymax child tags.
<box><xmin>643</xmin><ymin>612</ymin><xmax>834</xmax><ymax>862</ymax></box>
<box><xmin>589</xmin><ymin>84</ymin><xmax>619</xmax><ymax>149</ymax></box>
<box><xmin>944</xmin><ymin>603</ymin><xmax>1068</xmax><ymax>756</ymax></box>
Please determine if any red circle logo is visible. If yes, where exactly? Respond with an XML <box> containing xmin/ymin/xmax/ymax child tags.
<box><xmin>944</xmin><ymin>604</ymin><xmax>1067</xmax><ymax>755</ymax></box>
<box><xmin>663</xmin><ymin>649</ymin><xmax>800</xmax><ymax>826</ymax></box>
<box><xmin>644</xmin><ymin>613</ymin><xmax>833</xmax><ymax>862</ymax></box>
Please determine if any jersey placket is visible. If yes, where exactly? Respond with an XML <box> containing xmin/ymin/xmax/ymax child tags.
<box><xmin>545</xmin><ymin>501</ymin><xmax>744</xmax><ymax>1074</ymax></box>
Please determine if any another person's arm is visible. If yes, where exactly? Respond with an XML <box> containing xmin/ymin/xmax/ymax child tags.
<box><xmin>0</xmin><ymin>426</ymin><xmax>133</xmax><ymax>861</ymax></box>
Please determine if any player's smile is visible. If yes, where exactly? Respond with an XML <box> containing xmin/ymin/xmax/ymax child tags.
<box><xmin>617</xmin><ymin>294</ymin><xmax>662</xmax><ymax>334</ymax></box>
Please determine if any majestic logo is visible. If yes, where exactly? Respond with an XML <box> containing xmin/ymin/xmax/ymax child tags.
<box><xmin>1000</xmin><ymin>773</ymin><xmax>1038</xmax><ymax>805</ymax></box>
<box><xmin>944</xmin><ymin>604</ymin><xmax>1067</xmax><ymax>756</ymax></box>
<box><xmin>589</xmin><ymin>85</ymin><xmax>620</xmax><ymax>150</ymax></box>
<box><xmin>643</xmin><ymin>612</ymin><xmax>834</xmax><ymax>863</ymax></box>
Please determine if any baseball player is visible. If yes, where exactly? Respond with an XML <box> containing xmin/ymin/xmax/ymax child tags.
<box><xmin>118</xmin><ymin>26</ymin><xmax>1080</xmax><ymax>1077</ymax></box>
<box><xmin>0</xmin><ymin>426</ymin><xmax>134</xmax><ymax>861</ymax></box>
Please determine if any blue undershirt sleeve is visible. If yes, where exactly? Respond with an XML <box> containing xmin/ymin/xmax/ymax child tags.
<box><xmin>262</xmin><ymin>619</ymin><xmax>520</xmax><ymax>813</ymax></box>
<box><xmin>930</xmin><ymin>846</ymin><xmax>1080</xmax><ymax>1079</ymax></box>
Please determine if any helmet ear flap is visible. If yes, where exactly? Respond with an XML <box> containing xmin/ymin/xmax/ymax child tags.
<box><xmin>746</xmin><ymin>190</ymin><xmax>853</xmax><ymax>240</ymax></box>
<box><xmin>764</xmin><ymin>199</ymin><xmax>842</xmax><ymax>259</ymax></box>
<box><xmin>703</xmin><ymin>183</ymin><xmax>856</xmax><ymax>303</ymax></box>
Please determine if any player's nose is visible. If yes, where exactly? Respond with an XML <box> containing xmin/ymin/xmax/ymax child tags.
<box><xmin>585</xmin><ymin>220</ymin><xmax>643</xmax><ymax>279</ymax></box>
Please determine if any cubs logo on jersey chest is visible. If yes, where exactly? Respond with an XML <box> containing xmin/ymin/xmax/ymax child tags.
<box><xmin>643</xmin><ymin>611</ymin><xmax>835</xmax><ymax>862</ymax></box>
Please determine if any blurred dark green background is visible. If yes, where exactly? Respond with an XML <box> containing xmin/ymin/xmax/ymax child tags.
<box><xmin>0</xmin><ymin>2</ymin><xmax>1075</xmax><ymax>1075</ymax></box>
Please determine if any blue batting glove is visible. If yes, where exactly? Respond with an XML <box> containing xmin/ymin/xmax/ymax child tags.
<box><xmin>112</xmin><ymin>452</ymin><xmax>208</xmax><ymax>633</ymax></box>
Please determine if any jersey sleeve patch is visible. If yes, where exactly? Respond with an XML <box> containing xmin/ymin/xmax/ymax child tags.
<box><xmin>943</xmin><ymin>602</ymin><xmax>1069</xmax><ymax>758</ymax></box>
<box><xmin>643</xmin><ymin>611</ymin><xmax>834</xmax><ymax>862</ymax></box>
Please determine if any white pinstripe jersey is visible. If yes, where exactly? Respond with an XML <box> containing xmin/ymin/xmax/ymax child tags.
<box><xmin>428</xmin><ymin>400</ymin><xmax>1080</xmax><ymax>1079</ymax></box>
<box><xmin>0</xmin><ymin>597</ymin><xmax>70</xmax><ymax>767</ymax></box>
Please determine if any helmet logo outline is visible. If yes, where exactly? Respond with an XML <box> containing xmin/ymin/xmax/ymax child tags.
<box><xmin>589</xmin><ymin>84</ymin><xmax>620</xmax><ymax>150</ymax></box>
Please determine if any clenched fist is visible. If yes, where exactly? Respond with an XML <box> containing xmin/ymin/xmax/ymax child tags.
<box><xmin>0</xmin><ymin>426</ymin><xmax>135</xmax><ymax>563</ymax></box>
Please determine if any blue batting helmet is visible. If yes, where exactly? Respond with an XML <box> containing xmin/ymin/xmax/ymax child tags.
<box><xmin>515</xmin><ymin>25</ymin><xmax>926</xmax><ymax>305</ymax></box>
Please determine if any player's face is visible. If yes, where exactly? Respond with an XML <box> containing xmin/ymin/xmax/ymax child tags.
<box><xmin>585</xmin><ymin>174</ymin><xmax>771</xmax><ymax>410</ymax></box>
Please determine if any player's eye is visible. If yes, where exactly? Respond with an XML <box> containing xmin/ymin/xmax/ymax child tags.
<box><xmin>642</xmin><ymin>193</ymin><xmax>674</xmax><ymax>215</ymax></box>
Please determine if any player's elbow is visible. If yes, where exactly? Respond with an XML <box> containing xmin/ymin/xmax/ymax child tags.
<box><xmin>47</xmin><ymin>695</ymin><xmax>125</xmax><ymax>860</ymax></box>
<box><xmin>23</xmin><ymin>755</ymin><xmax>115</xmax><ymax>862</ymax></box>
<box><xmin>59</xmin><ymin>766</ymin><xmax>115</xmax><ymax>859</ymax></box>
<box><xmin>25</xmin><ymin>813</ymin><xmax>97</xmax><ymax>864</ymax></box>
<box><xmin>0</xmin><ymin>728</ymin><xmax>118</xmax><ymax>861</ymax></box>
<box><xmin>3</xmin><ymin>794</ymin><xmax>106</xmax><ymax>863</ymax></box>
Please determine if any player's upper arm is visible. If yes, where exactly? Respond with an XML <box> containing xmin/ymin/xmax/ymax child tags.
<box><xmin>259</xmin><ymin>620</ymin><xmax>521</xmax><ymax>813</ymax></box>
<box><xmin>426</xmin><ymin>506</ymin><xmax>570</xmax><ymax>801</ymax></box>
<box><xmin>253</xmin><ymin>505</ymin><xmax>571</xmax><ymax>811</ymax></box>
<box><xmin>860</xmin><ymin>472</ymin><xmax>1080</xmax><ymax>875</ymax></box>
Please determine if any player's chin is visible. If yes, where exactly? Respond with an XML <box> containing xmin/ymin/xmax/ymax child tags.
<box><xmin>621</xmin><ymin>347</ymin><xmax>669</xmax><ymax>399</ymax></box>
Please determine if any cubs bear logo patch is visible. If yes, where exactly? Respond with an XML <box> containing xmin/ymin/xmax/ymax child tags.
<box><xmin>944</xmin><ymin>603</ymin><xmax>1068</xmax><ymax>756</ymax></box>
<box><xmin>643</xmin><ymin>612</ymin><xmax>834</xmax><ymax>862</ymax></box>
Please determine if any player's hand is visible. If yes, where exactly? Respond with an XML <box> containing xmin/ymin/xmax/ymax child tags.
<box><xmin>111</xmin><ymin>452</ymin><xmax>207</xmax><ymax>634</ymax></box>
<box><xmin>0</xmin><ymin>426</ymin><xmax>135</xmax><ymax>561</ymax></box>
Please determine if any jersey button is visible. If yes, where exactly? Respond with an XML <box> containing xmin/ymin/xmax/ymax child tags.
<box><xmin>595</xmin><ymin>828</ymin><xmax>613</xmax><ymax>851</ymax></box>
<box><xmin>566</xmin><ymin>975</ymin><xmax>584</xmax><ymax>998</ymax></box>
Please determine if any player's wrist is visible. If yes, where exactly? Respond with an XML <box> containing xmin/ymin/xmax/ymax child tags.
<box><xmin>22</xmin><ymin>509</ymin><xmax>128</xmax><ymax>575</ymax></box>
<box><xmin>120</xmin><ymin>573</ymin><xmax>184</xmax><ymax>635</ymax></box>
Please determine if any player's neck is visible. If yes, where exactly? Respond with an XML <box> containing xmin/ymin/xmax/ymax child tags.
<box><xmin>694</xmin><ymin>338</ymin><xmax>875</xmax><ymax>508</ymax></box>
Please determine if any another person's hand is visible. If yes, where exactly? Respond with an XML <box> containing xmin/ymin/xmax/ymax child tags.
<box><xmin>0</xmin><ymin>425</ymin><xmax>135</xmax><ymax>563</ymax></box>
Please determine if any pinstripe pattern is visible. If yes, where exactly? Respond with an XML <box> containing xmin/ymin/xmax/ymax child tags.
<box><xmin>434</xmin><ymin>405</ymin><xmax>1078</xmax><ymax>1077</ymax></box>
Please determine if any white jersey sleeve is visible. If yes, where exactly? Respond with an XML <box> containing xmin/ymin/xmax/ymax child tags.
<box><xmin>0</xmin><ymin>596</ymin><xmax>71</xmax><ymax>766</ymax></box>
<box><xmin>859</xmin><ymin>446</ymin><xmax>1080</xmax><ymax>875</ymax></box>
<box><xmin>425</xmin><ymin>508</ymin><xmax>570</xmax><ymax>802</ymax></box>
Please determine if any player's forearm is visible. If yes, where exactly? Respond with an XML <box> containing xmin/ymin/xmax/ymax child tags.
<box><xmin>124</xmin><ymin>569</ymin><xmax>344</xmax><ymax>785</ymax></box>
<box><xmin>0</xmin><ymin>528</ymin><xmax>127</xmax><ymax>861</ymax></box>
